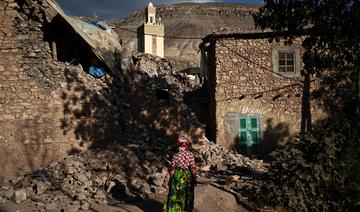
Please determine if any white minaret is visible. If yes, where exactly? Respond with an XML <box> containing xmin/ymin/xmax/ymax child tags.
<box><xmin>137</xmin><ymin>2</ymin><xmax>164</xmax><ymax>58</ymax></box>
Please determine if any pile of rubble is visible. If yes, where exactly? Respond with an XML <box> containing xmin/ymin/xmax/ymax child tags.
<box><xmin>132</xmin><ymin>53</ymin><xmax>202</xmax><ymax>92</ymax></box>
<box><xmin>118</xmin><ymin>52</ymin><xmax>206</xmax><ymax>145</ymax></box>
<box><xmin>195</xmin><ymin>139</ymin><xmax>267</xmax><ymax>174</ymax></box>
<box><xmin>132</xmin><ymin>53</ymin><xmax>176</xmax><ymax>77</ymax></box>
<box><xmin>0</xmin><ymin>141</ymin><xmax>267</xmax><ymax>211</ymax></box>
<box><xmin>0</xmin><ymin>145</ymin><xmax>171</xmax><ymax>211</ymax></box>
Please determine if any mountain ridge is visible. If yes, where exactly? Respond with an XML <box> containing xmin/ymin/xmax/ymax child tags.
<box><xmin>110</xmin><ymin>2</ymin><xmax>262</xmax><ymax>70</ymax></box>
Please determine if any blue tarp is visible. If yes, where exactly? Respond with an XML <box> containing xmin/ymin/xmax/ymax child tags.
<box><xmin>88</xmin><ymin>66</ymin><xmax>105</xmax><ymax>78</ymax></box>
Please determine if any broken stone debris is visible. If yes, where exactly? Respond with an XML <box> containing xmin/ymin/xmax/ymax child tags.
<box><xmin>13</xmin><ymin>189</ymin><xmax>27</xmax><ymax>204</ymax></box>
<box><xmin>0</xmin><ymin>148</ymin><xmax>168</xmax><ymax>210</ymax></box>
<box><xmin>132</xmin><ymin>53</ymin><xmax>202</xmax><ymax>93</ymax></box>
<box><xmin>195</xmin><ymin>138</ymin><xmax>267</xmax><ymax>173</ymax></box>
<box><xmin>0</xmin><ymin>139</ymin><xmax>266</xmax><ymax>210</ymax></box>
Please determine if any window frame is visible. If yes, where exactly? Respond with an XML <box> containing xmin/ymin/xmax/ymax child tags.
<box><xmin>272</xmin><ymin>47</ymin><xmax>301</xmax><ymax>77</ymax></box>
<box><xmin>278</xmin><ymin>51</ymin><xmax>295</xmax><ymax>73</ymax></box>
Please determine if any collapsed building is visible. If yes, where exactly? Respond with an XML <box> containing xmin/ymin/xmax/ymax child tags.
<box><xmin>0</xmin><ymin>0</ymin><xmax>205</xmax><ymax>182</ymax></box>
<box><xmin>0</xmin><ymin>1</ymin><xmax>267</xmax><ymax>209</ymax></box>
<box><xmin>0</xmin><ymin>0</ymin><xmax>271</xmax><ymax>210</ymax></box>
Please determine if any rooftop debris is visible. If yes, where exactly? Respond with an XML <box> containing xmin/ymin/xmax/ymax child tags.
<box><xmin>43</xmin><ymin>0</ymin><xmax>123</xmax><ymax>74</ymax></box>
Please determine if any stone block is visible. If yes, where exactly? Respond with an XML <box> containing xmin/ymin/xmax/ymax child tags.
<box><xmin>2</xmin><ymin>114</ymin><xmax>15</xmax><ymax>120</ymax></box>
<box><xmin>35</xmin><ymin>181</ymin><xmax>49</xmax><ymax>195</ymax></box>
<box><xmin>150</xmin><ymin>172</ymin><xmax>164</xmax><ymax>186</ymax></box>
<box><xmin>13</xmin><ymin>189</ymin><xmax>26</xmax><ymax>204</ymax></box>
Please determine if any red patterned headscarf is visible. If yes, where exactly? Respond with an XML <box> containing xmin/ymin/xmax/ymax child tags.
<box><xmin>177</xmin><ymin>136</ymin><xmax>190</xmax><ymax>150</ymax></box>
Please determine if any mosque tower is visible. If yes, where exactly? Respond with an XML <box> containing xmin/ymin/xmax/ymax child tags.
<box><xmin>137</xmin><ymin>2</ymin><xmax>164</xmax><ymax>58</ymax></box>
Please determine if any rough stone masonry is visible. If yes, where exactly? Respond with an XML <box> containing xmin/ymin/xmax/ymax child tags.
<box><xmin>0</xmin><ymin>0</ymin><xmax>112</xmax><ymax>180</ymax></box>
<box><xmin>202</xmin><ymin>34</ymin><xmax>326</xmax><ymax>152</ymax></box>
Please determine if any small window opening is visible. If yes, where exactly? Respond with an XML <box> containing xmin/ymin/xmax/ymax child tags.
<box><xmin>278</xmin><ymin>52</ymin><xmax>295</xmax><ymax>73</ymax></box>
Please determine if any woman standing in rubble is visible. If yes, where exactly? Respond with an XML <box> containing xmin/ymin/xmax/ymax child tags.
<box><xmin>163</xmin><ymin>136</ymin><xmax>197</xmax><ymax>212</ymax></box>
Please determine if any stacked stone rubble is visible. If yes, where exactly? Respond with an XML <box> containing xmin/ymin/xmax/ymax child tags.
<box><xmin>122</xmin><ymin>53</ymin><xmax>206</xmax><ymax>145</ymax></box>
<box><xmin>195</xmin><ymin>139</ymin><xmax>267</xmax><ymax>173</ymax></box>
<box><xmin>0</xmin><ymin>146</ymin><xmax>170</xmax><ymax>210</ymax></box>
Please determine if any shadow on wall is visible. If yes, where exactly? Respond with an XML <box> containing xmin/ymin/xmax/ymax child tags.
<box><xmin>60</xmin><ymin>69</ymin><xmax>121</xmax><ymax>149</ymax></box>
<box><xmin>184</xmin><ymin>84</ymin><xmax>208</xmax><ymax>126</ymax></box>
<box><xmin>261</xmin><ymin>118</ymin><xmax>290</xmax><ymax>156</ymax></box>
<box><xmin>20</xmin><ymin>119</ymin><xmax>51</xmax><ymax>175</ymax></box>
<box><xmin>230</xmin><ymin>118</ymin><xmax>290</xmax><ymax>158</ymax></box>
<box><xmin>0</xmin><ymin>116</ymin><xmax>62</xmax><ymax>180</ymax></box>
<box><xmin>60</xmin><ymin>55</ymin><xmax>204</xmax><ymax>153</ymax></box>
<box><xmin>231</xmin><ymin>136</ymin><xmax>259</xmax><ymax>157</ymax></box>
<box><xmin>59</xmin><ymin>58</ymin><xmax>205</xmax><ymax>191</ymax></box>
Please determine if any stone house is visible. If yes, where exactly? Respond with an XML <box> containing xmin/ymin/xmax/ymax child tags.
<box><xmin>200</xmin><ymin>31</ymin><xmax>325</xmax><ymax>155</ymax></box>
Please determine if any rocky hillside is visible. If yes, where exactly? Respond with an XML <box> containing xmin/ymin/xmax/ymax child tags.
<box><xmin>110</xmin><ymin>3</ymin><xmax>261</xmax><ymax>71</ymax></box>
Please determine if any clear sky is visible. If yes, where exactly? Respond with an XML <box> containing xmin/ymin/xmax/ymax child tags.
<box><xmin>57</xmin><ymin>0</ymin><xmax>264</xmax><ymax>20</ymax></box>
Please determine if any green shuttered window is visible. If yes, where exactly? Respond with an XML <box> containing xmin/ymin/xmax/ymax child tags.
<box><xmin>239</xmin><ymin>115</ymin><xmax>260</xmax><ymax>154</ymax></box>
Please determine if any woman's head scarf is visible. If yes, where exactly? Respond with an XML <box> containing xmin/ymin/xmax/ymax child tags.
<box><xmin>177</xmin><ymin>136</ymin><xmax>190</xmax><ymax>150</ymax></box>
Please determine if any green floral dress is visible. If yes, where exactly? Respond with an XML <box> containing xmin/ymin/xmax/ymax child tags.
<box><xmin>163</xmin><ymin>168</ymin><xmax>195</xmax><ymax>212</ymax></box>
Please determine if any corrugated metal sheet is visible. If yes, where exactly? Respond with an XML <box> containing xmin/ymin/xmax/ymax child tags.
<box><xmin>45</xmin><ymin>0</ymin><xmax>122</xmax><ymax>73</ymax></box>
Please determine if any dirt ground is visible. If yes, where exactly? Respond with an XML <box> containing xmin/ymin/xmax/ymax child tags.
<box><xmin>92</xmin><ymin>183</ymin><xmax>246</xmax><ymax>212</ymax></box>
<box><xmin>0</xmin><ymin>183</ymin><xmax>246</xmax><ymax>212</ymax></box>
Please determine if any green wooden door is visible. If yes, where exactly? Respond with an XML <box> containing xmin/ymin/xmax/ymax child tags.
<box><xmin>239</xmin><ymin>115</ymin><xmax>259</xmax><ymax>154</ymax></box>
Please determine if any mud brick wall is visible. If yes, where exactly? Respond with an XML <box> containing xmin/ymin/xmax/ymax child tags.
<box><xmin>207</xmin><ymin>37</ymin><xmax>325</xmax><ymax>151</ymax></box>
<box><xmin>0</xmin><ymin>0</ymin><xmax>117</xmax><ymax>180</ymax></box>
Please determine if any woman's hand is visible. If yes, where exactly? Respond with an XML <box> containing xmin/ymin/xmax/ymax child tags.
<box><xmin>190</xmin><ymin>165</ymin><xmax>197</xmax><ymax>176</ymax></box>
<box><xmin>169</xmin><ymin>167</ymin><xmax>175</xmax><ymax>177</ymax></box>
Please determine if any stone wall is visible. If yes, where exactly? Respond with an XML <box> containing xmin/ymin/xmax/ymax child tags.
<box><xmin>208</xmin><ymin>36</ymin><xmax>325</xmax><ymax>152</ymax></box>
<box><xmin>0</xmin><ymin>0</ymin><xmax>115</xmax><ymax>180</ymax></box>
